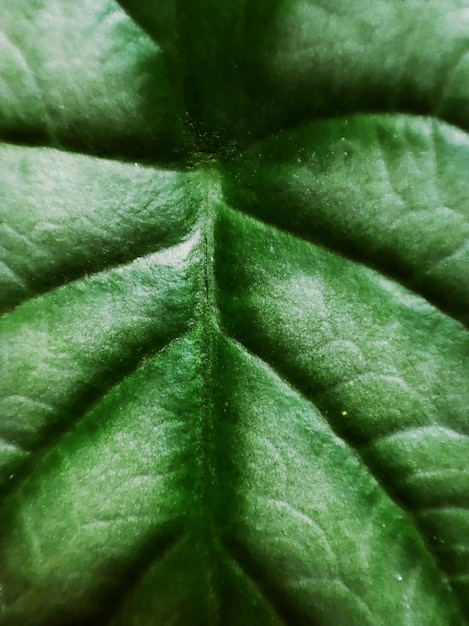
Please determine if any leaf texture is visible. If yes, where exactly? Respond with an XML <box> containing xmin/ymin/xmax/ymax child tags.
<box><xmin>0</xmin><ymin>0</ymin><xmax>469</xmax><ymax>624</ymax></box>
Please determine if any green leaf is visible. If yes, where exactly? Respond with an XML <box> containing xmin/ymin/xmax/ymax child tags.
<box><xmin>1</xmin><ymin>0</ymin><xmax>469</xmax><ymax>624</ymax></box>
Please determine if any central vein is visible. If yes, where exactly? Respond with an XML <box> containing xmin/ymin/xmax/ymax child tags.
<box><xmin>196</xmin><ymin>165</ymin><xmax>224</xmax><ymax>625</ymax></box>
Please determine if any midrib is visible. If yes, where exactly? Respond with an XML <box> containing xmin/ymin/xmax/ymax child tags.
<box><xmin>196</xmin><ymin>164</ymin><xmax>224</xmax><ymax>626</ymax></box>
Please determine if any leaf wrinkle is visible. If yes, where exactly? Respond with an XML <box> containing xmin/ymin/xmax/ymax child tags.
<box><xmin>223</xmin><ymin>332</ymin><xmax>463</xmax><ymax>600</ymax></box>
<box><xmin>222</xmin><ymin>540</ymin><xmax>303</xmax><ymax>626</ymax></box>
<box><xmin>100</xmin><ymin>528</ymin><xmax>187</xmax><ymax>626</ymax></box>
<box><xmin>0</xmin><ymin>330</ymin><xmax>192</xmax><ymax>514</ymax></box>
<box><xmin>264</xmin><ymin>497</ymin><xmax>338</xmax><ymax>566</ymax></box>
<box><xmin>224</xmin><ymin>183</ymin><xmax>469</xmax><ymax>331</ymax></box>
<box><xmin>3</xmin><ymin>232</ymin><xmax>199</xmax><ymax>316</ymax></box>
<box><xmin>224</xmin><ymin>332</ymin><xmax>370</xmax><ymax>471</ymax></box>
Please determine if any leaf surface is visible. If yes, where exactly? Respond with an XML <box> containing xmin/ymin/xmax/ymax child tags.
<box><xmin>1</xmin><ymin>0</ymin><xmax>469</xmax><ymax>624</ymax></box>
